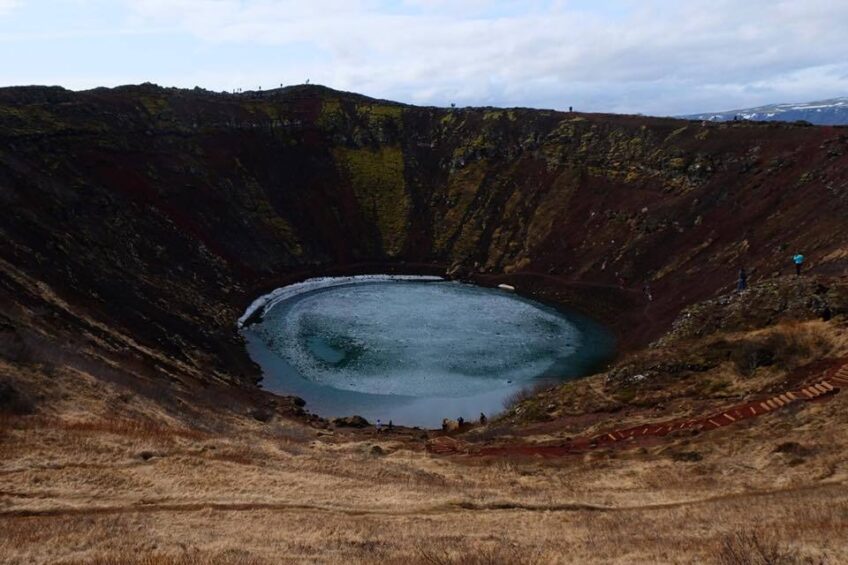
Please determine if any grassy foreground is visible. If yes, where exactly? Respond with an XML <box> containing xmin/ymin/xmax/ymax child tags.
<box><xmin>2</xmin><ymin>313</ymin><xmax>848</xmax><ymax>563</ymax></box>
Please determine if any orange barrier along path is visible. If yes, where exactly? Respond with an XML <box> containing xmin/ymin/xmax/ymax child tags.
<box><xmin>433</xmin><ymin>362</ymin><xmax>846</xmax><ymax>458</ymax></box>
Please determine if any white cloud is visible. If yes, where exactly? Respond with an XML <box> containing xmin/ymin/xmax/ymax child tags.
<box><xmin>114</xmin><ymin>0</ymin><xmax>848</xmax><ymax>113</ymax></box>
<box><xmin>0</xmin><ymin>0</ymin><xmax>18</xmax><ymax>16</ymax></box>
<box><xmin>4</xmin><ymin>1</ymin><xmax>848</xmax><ymax>114</ymax></box>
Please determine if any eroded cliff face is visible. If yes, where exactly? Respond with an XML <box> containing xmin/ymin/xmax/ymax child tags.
<box><xmin>1</xmin><ymin>83</ymin><xmax>847</xmax><ymax>397</ymax></box>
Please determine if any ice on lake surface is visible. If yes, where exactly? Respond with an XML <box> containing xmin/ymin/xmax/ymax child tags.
<box><xmin>244</xmin><ymin>276</ymin><xmax>613</xmax><ymax>428</ymax></box>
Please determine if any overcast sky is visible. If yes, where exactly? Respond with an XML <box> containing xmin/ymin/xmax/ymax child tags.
<box><xmin>1</xmin><ymin>0</ymin><xmax>847</xmax><ymax>115</ymax></box>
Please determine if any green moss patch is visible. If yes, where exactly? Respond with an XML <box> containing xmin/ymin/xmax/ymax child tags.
<box><xmin>333</xmin><ymin>145</ymin><xmax>410</xmax><ymax>256</ymax></box>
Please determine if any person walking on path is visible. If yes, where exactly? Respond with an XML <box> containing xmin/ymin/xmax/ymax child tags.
<box><xmin>793</xmin><ymin>253</ymin><xmax>805</xmax><ymax>276</ymax></box>
<box><xmin>737</xmin><ymin>267</ymin><xmax>748</xmax><ymax>291</ymax></box>
<box><xmin>643</xmin><ymin>282</ymin><xmax>653</xmax><ymax>302</ymax></box>
<box><xmin>375</xmin><ymin>419</ymin><xmax>382</xmax><ymax>434</ymax></box>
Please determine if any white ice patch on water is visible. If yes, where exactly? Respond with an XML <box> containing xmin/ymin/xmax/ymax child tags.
<box><xmin>237</xmin><ymin>274</ymin><xmax>444</xmax><ymax>328</ymax></box>
<box><xmin>249</xmin><ymin>280</ymin><xmax>581</xmax><ymax>397</ymax></box>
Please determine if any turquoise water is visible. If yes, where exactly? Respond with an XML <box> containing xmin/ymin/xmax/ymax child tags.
<box><xmin>243</xmin><ymin>276</ymin><xmax>614</xmax><ymax>428</ymax></box>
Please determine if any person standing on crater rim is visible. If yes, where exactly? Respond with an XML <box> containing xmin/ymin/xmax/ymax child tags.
<box><xmin>793</xmin><ymin>253</ymin><xmax>805</xmax><ymax>276</ymax></box>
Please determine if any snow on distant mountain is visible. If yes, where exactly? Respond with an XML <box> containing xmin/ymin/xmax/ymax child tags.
<box><xmin>682</xmin><ymin>97</ymin><xmax>848</xmax><ymax>125</ymax></box>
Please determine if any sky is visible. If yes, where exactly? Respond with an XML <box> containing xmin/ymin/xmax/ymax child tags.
<box><xmin>0</xmin><ymin>0</ymin><xmax>847</xmax><ymax>115</ymax></box>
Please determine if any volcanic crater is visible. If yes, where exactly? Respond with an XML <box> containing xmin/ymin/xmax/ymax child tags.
<box><xmin>2</xmin><ymin>83</ymin><xmax>848</xmax><ymax>564</ymax></box>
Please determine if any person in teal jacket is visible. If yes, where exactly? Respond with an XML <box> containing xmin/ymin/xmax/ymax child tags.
<box><xmin>793</xmin><ymin>253</ymin><xmax>805</xmax><ymax>276</ymax></box>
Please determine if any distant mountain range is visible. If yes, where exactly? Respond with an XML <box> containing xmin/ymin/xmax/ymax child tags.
<box><xmin>682</xmin><ymin>97</ymin><xmax>848</xmax><ymax>125</ymax></box>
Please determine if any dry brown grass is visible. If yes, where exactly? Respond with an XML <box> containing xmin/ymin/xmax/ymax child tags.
<box><xmin>502</xmin><ymin>380</ymin><xmax>556</xmax><ymax>411</ymax></box>
<box><xmin>517</xmin><ymin>320</ymin><xmax>848</xmax><ymax>435</ymax></box>
<box><xmin>24</xmin><ymin>417</ymin><xmax>210</xmax><ymax>440</ymax></box>
<box><xmin>713</xmin><ymin>530</ymin><xmax>805</xmax><ymax>565</ymax></box>
<box><xmin>2</xmin><ymin>393</ymin><xmax>847</xmax><ymax>564</ymax></box>
<box><xmin>2</xmin><ymin>320</ymin><xmax>848</xmax><ymax>564</ymax></box>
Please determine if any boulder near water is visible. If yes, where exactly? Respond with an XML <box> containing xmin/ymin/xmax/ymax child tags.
<box><xmin>332</xmin><ymin>415</ymin><xmax>371</xmax><ymax>428</ymax></box>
